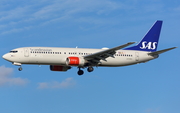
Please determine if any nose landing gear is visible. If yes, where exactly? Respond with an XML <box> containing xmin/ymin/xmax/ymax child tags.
<box><xmin>18</xmin><ymin>66</ymin><xmax>22</xmax><ymax>71</ymax></box>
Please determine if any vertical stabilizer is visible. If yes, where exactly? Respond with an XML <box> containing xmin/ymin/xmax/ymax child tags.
<box><xmin>125</xmin><ymin>20</ymin><xmax>163</xmax><ymax>52</ymax></box>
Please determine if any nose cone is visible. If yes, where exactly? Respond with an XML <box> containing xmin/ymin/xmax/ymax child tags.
<box><xmin>2</xmin><ymin>54</ymin><xmax>9</xmax><ymax>61</ymax></box>
<box><xmin>2</xmin><ymin>54</ymin><xmax>6</xmax><ymax>59</ymax></box>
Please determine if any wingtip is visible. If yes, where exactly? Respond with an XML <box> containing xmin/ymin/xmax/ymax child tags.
<box><xmin>172</xmin><ymin>47</ymin><xmax>177</xmax><ymax>49</ymax></box>
<box><xmin>128</xmin><ymin>42</ymin><xmax>136</xmax><ymax>44</ymax></box>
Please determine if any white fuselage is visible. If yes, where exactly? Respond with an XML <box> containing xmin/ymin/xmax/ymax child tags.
<box><xmin>3</xmin><ymin>47</ymin><xmax>156</xmax><ymax>67</ymax></box>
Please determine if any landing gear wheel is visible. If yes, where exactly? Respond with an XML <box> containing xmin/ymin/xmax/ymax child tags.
<box><xmin>87</xmin><ymin>67</ymin><xmax>94</xmax><ymax>72</ymax></box>
<box><xmin>18</xmin><ymin>67</ymin><xmax>22</xmax><ymax>71</ymax></box>
<box><xmin>78</xmin><ymin>70</ymin><xmax>84</xmax><ymax>76</ymax></box>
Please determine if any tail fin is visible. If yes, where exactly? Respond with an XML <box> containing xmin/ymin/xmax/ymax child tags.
<box><xmin>124</xmin><ymin>20</ymin><xmax>163</xmax><ymax>52</ymax></box>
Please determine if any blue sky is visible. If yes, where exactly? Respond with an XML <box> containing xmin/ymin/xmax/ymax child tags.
<box><xmin>0</xmin><ymin>0</ymin><xmax>180</xmax><ymax>113</ymax></box>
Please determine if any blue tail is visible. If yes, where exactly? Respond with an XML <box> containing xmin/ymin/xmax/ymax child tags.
<box><xmin>124</xmin><ymin>20</ymin><xmax>163</xmax><ymax>52</ymax></box>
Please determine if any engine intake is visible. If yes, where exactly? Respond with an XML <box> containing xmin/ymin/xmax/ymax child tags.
<box><xmin>66</xmin><ymin>57</ymin><xmax>85</xmax><ymax>66</ymax></box>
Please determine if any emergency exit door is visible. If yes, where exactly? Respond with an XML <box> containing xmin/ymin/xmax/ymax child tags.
<box><xmin>24</xmin><ymin>48</ymin><xmax>29</xmax><ymax>57</ymax></box>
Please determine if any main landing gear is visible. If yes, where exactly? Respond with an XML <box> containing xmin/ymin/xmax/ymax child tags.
<box><xmin>78</xmin><ymin>68</ymin><xmax>84</xmax><ymax>75</ymax></box>
<box><xmin>87</xmin><ymin>66</ymin><xmax>94</xmax><ymax>72</ymax></box>
<box><xmin>77</xmin><ymin>66</ymin><xmax>94</xmax><ymax>76</ymax></box>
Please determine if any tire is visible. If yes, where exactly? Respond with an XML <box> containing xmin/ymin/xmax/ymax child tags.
<box><xmin>78</xmin><ymin>70</ymin><xmax>84</xmax><ymax>75</ymax></box>
<box><xmin>18</xmin><ymin>67</ymin><xmax>22</xmax><ymax>71</ymax></box>
<box><xmin>87</xmin><ymin>67</ymin><xmax>94</xmax><ymax>72</ymax></box>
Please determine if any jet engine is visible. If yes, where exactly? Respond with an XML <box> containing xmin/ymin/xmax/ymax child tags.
<box><xmin>50</xmin><ymin>65</ymin><xmax>71</xmax><ymax>72</ymax></box>
<box><xmin>66</xmin><ymin>57</ymin><xmax>85</xmax><ymax>66</ymax></box>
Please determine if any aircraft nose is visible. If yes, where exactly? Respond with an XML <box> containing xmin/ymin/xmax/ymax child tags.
<box><xmin>2</xmin><ymin>54</ymin><xmax>9</xmax><ymax>60</ymax></box>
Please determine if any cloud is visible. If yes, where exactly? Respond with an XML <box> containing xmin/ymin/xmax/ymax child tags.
<box><xmin>174</xmin><ymin>5</ymin><xmax>180</xmax><ymax>12</ymax></box>
<box><xmin>145</xmin><ymin>108</ymin><xmax>160</xmax><ymax>113</ymax></box>
<box><xmin>0</xmin><ymin>0</ymin><xmax>125</xmax><ymax>35</ymax></box>
<box><xmin>37</xmin><ymin>77</ymin><xmax>76</xmax><ymax>89</ymax></box>
<box><xmin>0</xmin><ymin>66</ymin><xmax>29</xmax><ymax>87</ymax></box>
<box><xmin>1</xmin><ymin>26</ymin><xmax>33</xmax><ymax>35</ymax></box>
<box><xmin>1</xmin><ymin>0</ymin><xmax>179</xmax><ymax>35</ymax></box>
<box><xmin>25</xmin><ymin>0</ymin><xmax>123</xmax><ymax>27</ymax></box>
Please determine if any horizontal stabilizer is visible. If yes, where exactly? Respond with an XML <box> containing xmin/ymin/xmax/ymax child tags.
<box><xmin>148</xmin><ymin>47</ymin><xmax>177</xmax><ymax>55</ymax></box>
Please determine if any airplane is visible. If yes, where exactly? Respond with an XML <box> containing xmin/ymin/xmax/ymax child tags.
<box><xmin>2</xmin><ymin>20</ymin><xmax>177</xmax><ymax>75</ymax></box>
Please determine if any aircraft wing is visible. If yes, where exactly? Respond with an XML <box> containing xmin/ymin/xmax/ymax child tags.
<box><xmin>84</xmin><ymin>42</ymin><xmax>135</xmax><ymax>63</ymax></box>
<box><xmin>148</xmin><ymin>47</ymin><xmax>177</xmax><ymax>55</ymax></box>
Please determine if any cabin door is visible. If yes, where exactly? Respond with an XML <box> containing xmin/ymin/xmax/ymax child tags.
<box><xmin>24</xmin><ymin>48</ymin><xmax>29</xmax><ymax>57</ymax></box>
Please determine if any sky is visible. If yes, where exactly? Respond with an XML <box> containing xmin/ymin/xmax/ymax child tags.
<box><xmin>0</xmin><ymin>0</ymin><xmax>180</xmax><ymax>113</ymax></box>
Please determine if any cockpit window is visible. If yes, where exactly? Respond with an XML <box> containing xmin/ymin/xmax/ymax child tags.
<box><xmin>10</xmin><ymin>50</ymin><xmax>18</xmax><ymax>53</ymax></box>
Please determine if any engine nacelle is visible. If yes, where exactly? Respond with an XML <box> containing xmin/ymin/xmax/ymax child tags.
<box><xmin>66</xmin><ymin>57</ymin><xmax>85</xmax><ymax>66</ymax></box>
<box><xmin>50</xmin><ymin>65</ymin><xmax>71</xmax><ymax>72</ymax></box>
